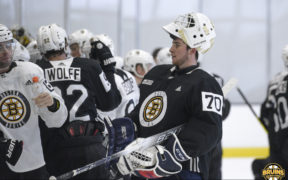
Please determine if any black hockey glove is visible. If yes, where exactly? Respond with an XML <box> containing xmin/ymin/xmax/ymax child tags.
<box><xmin>0</xmin><ymin>138</ymin><xmax>23</xmax><ymax>166</ymax></box>
<box><xmin>90</xmin><ymin>40</ymin><xmax>116</xmax><ymax>68</ymax></box>
<box><xmin>222</xmin><ymin>99</ymin><xmax>231</xmax><ymax>120</ymax></box>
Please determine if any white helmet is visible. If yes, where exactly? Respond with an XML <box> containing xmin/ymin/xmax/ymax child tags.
<box><xmin>0</xmin><ymin>24</ymin><xmax>13</xmax><ymax>42</ymax></box>
<box><xmin>69</xmin><ymin>29</ymin><xmax>93</xmax><ymax>57</ymax></box>
<box><xmin>123</xmin><ymin>49</ymin><xmax>155</xmax><ymax>78</ymax></box>
<box><xmin>156</xmin><ymin>47</ymin><xmax>172</xmax><ymax>65</ymax></box>
<box><xmin>82</xmin><ymin>33</ymin><xmax>115</xmax><ymax>58</ymax></box>
<box><xmin>282</xmin><ymin>45</ymin><xmax>288</xmax><ymax>69</ymax></box>
<box><xmin>37</xmin><ymin>24</ymin><xmax>69</xmax><ymax>55</ymax></box>
<box><xmin>26</xmin><ymin>40</ymin><xmax>42</xmax><ymax>63</ymax></box>
<box><xmin>163</xmin><ymin>12</ymin><xmax>216</xmax><ymax>54</ymax></box>
<box><xmin>13</xmin><ymin>39</ymin><xmax>30</xmax><ymax>62</ymax></box>
<box><xmin>115</xmin><ymin>56</ymin><xmax>124</xmax><ymax>69</ymax></box>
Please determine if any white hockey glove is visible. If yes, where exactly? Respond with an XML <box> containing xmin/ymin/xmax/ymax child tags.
<box><xmin>116</xmin><ymin>133</ymin><xmax>191</xmax><ymax>179</ymax></box>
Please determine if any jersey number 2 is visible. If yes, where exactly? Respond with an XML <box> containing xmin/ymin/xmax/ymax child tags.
<box><xmin>54</xmin><ymin>84</ymin><xmax>90</xmax><ymax>122</ymax></box>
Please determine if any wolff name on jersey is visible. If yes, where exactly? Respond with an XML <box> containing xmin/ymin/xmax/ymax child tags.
<box><xmin>44</xmin><ymin>67</ymin><xmax>81</xmax><ymax>82</ymax></box>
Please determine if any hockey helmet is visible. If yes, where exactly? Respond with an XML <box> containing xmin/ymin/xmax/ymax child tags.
<box><xmin>69</xmin><ymin>29</ymin><xmax>93</xmax><ymax>57</ymax></box>
<box><xmin>163</xmin><ymin>12</ymin><xmax>216</xmax><ymax>54</ymax></box>
<box><xmin>26</xmin><ymin>40</ymin><xmax>42</xmax><ymax>63</ymax></box>
<box><xmin>37</xmin><ymin>24</ymin><xmax>69</xmax><ymax>55</ymax></box>
<box><xmin>82</xmin><ymin>33</ymin><xmax>115</xmax><ymax>58</ymax></box>
<box><xmin>13</xmin><ymin>39</ymin><xmax>30</xmax><ymax>62</ymax></box>
<box><xmin>156</xmin><ymin>47</ymin><xmax>172</xmax><ymax>65</ymax></box>
<box><xmin>115</xmin><ymin>56</ymin><xmax>124</xmax><ymax>69</ymax></box>
<box><xmin>0</xmin><ymin>24</ymin><xmax>13</xmax><ymax>42</ymax></box>
<box><xmin>123</xmin><ymin>49</ymin><xmax>155</xmax><ymax>78</ymax></box>
<box><xmin>11</xmin><ymin>25</ymin><xmax>33</xmax><ymax>47</ymax></box>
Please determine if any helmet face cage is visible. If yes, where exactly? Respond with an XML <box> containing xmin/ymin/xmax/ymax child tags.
<box><xmin>37</xmin><ymin>24</ymin><xmax>68</xmax><ymax>55</ymax></box>
<box><xmin>124</xmin><ymin>49</ymin><xmax>155</xmax><ymax>78</ymax></box>
<box><xmin>163</xmin><ymin>12</ymin><xmax>216</xmax><ymax>54</ymax></box>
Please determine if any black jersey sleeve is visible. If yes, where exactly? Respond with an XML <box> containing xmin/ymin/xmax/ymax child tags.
<box><xmin>86</xmin><ymin>60</ymin><xmax>121</xmax><ymax>111</ymax></box>
<box><xmin>178</xmin><ymin>76</ymin><xmax>223</xmax><ymax>157</ymax></box>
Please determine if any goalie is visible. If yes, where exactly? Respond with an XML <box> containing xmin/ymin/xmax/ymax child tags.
<box><xmin>107</xmin><ymin>12</ymin><xmax>223</xmax><ymax>180</ymax></box>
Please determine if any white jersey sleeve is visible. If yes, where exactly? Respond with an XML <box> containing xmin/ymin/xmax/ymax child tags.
<box><xmin>97</xmin><ymin>69</ymin><xmax>139</xmax><ymax>119</ymax></box>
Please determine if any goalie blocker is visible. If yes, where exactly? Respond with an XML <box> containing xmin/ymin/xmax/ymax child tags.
<box><xmin>115</xmin><ymin>133</ymin><xmax>191</xmax><ymax>179</ymax></box>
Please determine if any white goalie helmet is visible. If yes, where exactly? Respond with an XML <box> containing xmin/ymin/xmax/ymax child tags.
<box><xmin>37</xmin><ymin>24</ymin><xmax>69</xmax><ymax>55</ymax></box>
<box><xmin>156</xmin><ymin>47</ymin><xmax>172</xmax><ymax>65</ymax></box>
<box><xmin>123</xmin><ymin>49</ymin><xmax>156</xmax><ymax>78</ymax></box>
<box><xmin>26</xmin><ymin>40</ymin><xmax>42</xmax><ymax>63</ymax></box>
<box><xmin>282</xmin><ymin>45</ymin><xmax>288</xmax><ymax>69</ymax></box>
<box><xmin>69</xmin><ymin>29</ymin><xmax>93</xmax><ymax>57</ymax></box>
<box><xmin>13</xmin><ymin>39</ymin><xmax>30</xmax><ymax>62</ymax></box>
<box><xmin>0</xmin><ymin>24</ymin><xmax>13</xmax><ymax>42</ymax></box>
<box><xmin>163</xmin><ymin>12</ymin><xmax>216</xmax><ymax>54</ymax></box>
<box><xmin>82</xmin><ymin>33</ymin><xmax>115</xmax><ymax>58</ymax></box>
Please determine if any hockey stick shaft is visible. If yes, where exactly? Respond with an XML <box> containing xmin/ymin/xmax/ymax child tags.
<box><xmin>236</xmin><ymin>87</ymin><xmax>267</xmax><ymax>133</ymax></box>
<box><xmin>50</xmin><ymin>124</ymin><xmax>184</xmax><ymax>180</ymax></box>
<box><xmin>50</xmin><ymin>77</ymin><xmax>238</xmax><ymax>180</ymax></box>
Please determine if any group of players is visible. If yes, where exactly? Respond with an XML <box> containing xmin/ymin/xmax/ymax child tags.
<box><xmin>0</xmin><ymin>11</ymin><xmax>287</xmax><ymax>180</ymax></box>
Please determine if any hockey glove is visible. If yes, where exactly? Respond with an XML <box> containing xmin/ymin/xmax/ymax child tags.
<box><xmin>222</xmin><ymin>99</ymin><xmax>231</xmax><ymax>120</ymax></box>
<box><xmin>0</xmin><ymin>138</ymin><xmax>23</xmax><ymax>166</ymax></box>
<box><xmin>104</xmin><ymin>117</ymin><xmax>135</xmax><ymax>157</ymax></box>
<box><xmin>116</xmin><ymin>133</ymin><xmax>190</xmax><ymax>179</ymax></box>
<box><xmin>90</xmin><ymin>40</ymin><xmax>116</xmax><ymax>68</ymax></box>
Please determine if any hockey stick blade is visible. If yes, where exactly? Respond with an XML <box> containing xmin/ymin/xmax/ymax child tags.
<box><xmin>222</xmin><ymin>77</ymin><xmax>238</xmax><ymax>97</ymax></box>
<box><xmin>50</xmin><ymin>124</ymin><xmax>184</xmax><ymax>180</ymax></box>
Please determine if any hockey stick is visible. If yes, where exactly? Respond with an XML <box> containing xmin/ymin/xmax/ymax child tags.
<box><xmin>236</xmin><ymin>87</ymin><xmax>268</xmax><ymax>133</ymax></box>
<box><xmin>49</xmin><ymin>77</ymin><xmax>238</xmax><ymax>180</ymax></box>
<box><xmin>222</xmin><ymin>77</ymin><xmax>238</xmax><ymax>97</ymax></box>
<box><xmin>49</xmin><ymin>124</ymin><xmax>184</xmax><ymax>180</ymax></box>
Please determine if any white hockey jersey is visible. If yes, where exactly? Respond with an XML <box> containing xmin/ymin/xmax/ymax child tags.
<box><xmin>97</xmin><ymin>68</ymin><xmax>139</xmax><ymax>119</ymax></box>
<box><xmin>0</xmin><ymin>61</ymin><xmax>67</xmax><ymax>172</ymax></box>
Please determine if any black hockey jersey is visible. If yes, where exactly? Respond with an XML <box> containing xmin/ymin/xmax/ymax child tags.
<box><xmin>36</xmin><ymin>57</ymin><xmax>121</xmax><ymax>124</ymax></box>
<box><xmin>260</xmin><ymin>71</ymin><xmax>288</xmax><ymax>170</ymax></box>
<box><xmin>128</xmin><ymin>64</ymin><xmax>223</xmax><ymax>179</ymax></box>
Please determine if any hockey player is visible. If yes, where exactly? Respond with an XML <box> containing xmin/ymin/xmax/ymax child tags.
<box><xmin>252</xmin><ymin>45</ymin><xmax>288</xmax><ymax>180</ymax></box>
<box><xmin>69</xmin><ymin>28</ymin><xmax>93</xmax><ymax>58</ymax></box>
<box><xmin>36</xmin><ymin>24</ymin><xmax>121</xmax><ymax>179</ymax></box>
<box><xmin>0</xmin><ymin>24</ymin><xmax>68</xmax><ymax>179</ymax></box>
<box><xmin>123</xmin><ymin>49</ymin><xmax>156</xmax><ymax>85</ymax></box>
<box><xmin>112</xmin><ymin>12</ymin><xmax>223</xmax><ymax>180</ymax></box>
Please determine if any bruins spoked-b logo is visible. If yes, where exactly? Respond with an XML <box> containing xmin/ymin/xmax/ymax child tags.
<box><xmin>262</xmin><ymin>163</ymin><xmax>285</xmax><ymax>180</ymax></box>
<box><xmin>139</xmin><ymin>91</ymin><xmax>167</xmax><ymax>127</ymax></box>
<box><xmin>0</xmin><ymin>90</ymin><xmax>31</xmax><ymax>128</ymax></box>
